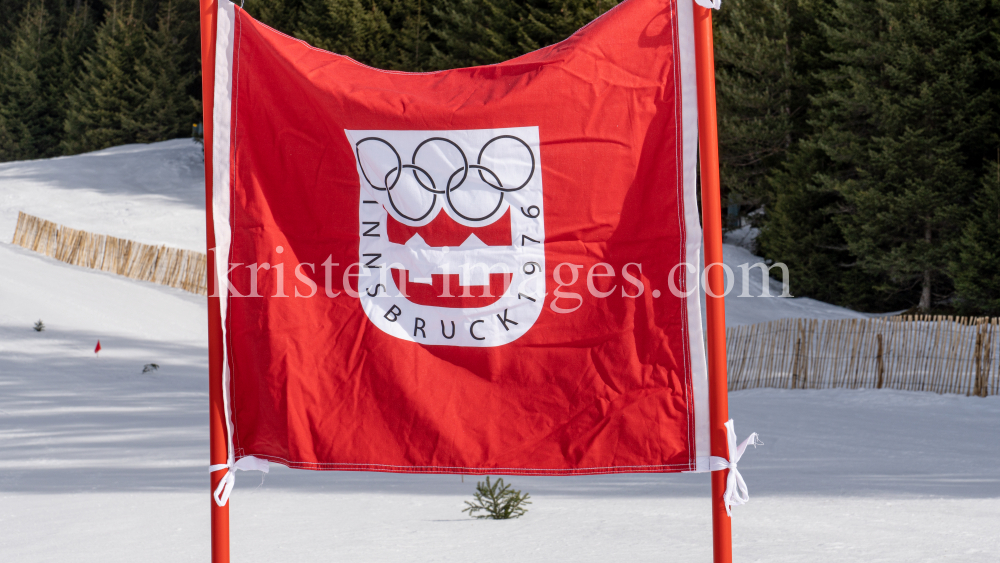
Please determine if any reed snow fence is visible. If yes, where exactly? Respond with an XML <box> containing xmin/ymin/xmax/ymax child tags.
<box><xmin>727</xmin><ymin>316</ymin><xmax>999</xmax><ymax>397</ymax></box>
<box><xmin>11</xmin><ymin>211</ymin><xmax>207</xmax><ymax>296</ymax></box>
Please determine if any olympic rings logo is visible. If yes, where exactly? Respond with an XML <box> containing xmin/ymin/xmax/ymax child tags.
<box><xmin>355</xmin><ymin>135</ymin><xmax>536</xmax><ymax>223</ymax></box>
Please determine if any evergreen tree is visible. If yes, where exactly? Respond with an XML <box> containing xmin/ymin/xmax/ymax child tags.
<box><xmin>827</xmin><ymin>0</ymin><xmax>994</xmax><ymax>311</ymax></box>
<box><xmin>62</xmin><ymin>0</ymin><xmax>195</xmax><ymax>153</ymax></box>
<box><xmin>713</xmin><ymin>0</ymin><xmax>797</xmax><ymax>217</ymax></box>
<box><xmin>172</xmin><ymin>0</ymin><xmax>202</xmax><ymax>105</ymax></box>
<box><xmin>392</xmin><ymin>0</ymin><xmax>432</xmax><ymax>71</ymax></box>
<box><xmin>0</xmin><ymin>1</ymin><xmax>61</xmax><ymax>161</ymax></box>
<box><xmin>758</xmin><ymin>145</ymin><xmax>852</xmax><ymax>303</ymax></box>
<box><xmin>127</xmin><ymin>0</ymin><xmax>196</xmax><ymax>141</ymax></box>
<box><xmin>761</xmin><ymin>0</ymin><xmax>997</xmax><ymax>312</ymax></box>
<box><xmin>0</xmin><ymin>0</ymin><xmax>32</xmax><ymax>48</ymax></box>
<box><xmin>290</xmin><ymin>0</ymin><xmax>396</xmax><ymax>69</ymax></box>
<box><xmin>253</xmin><ymin>0</ymin><xmax>620</xmax><ymax>72</ymax></box>
<box><xmin>429</xmin><ymin>0</ymin><xmax>616</xmax><ymax>70</ymax></box>
<box><xmin>0</xmin><ymin>113</ymin><xmax>15</xmax><ymax>161</ymax></box>
<box><xmin>952</xmin><ymin>158</ymin><xmax>1000</xmax><ymax>314</ymax></box>
<box><xmin>62</xmin><ymin>1</ymin><xmax>150</xmax><ymax>153</ymax></box>
<box><xmin>0</xmin><ymin>0</ymin><xmax>200</xmax><ymax>159</ymax></box>
<box><xmin>56</xmin><ymin>1</ymin><xmax>95</xmax><ymax>108</ymax></box>
<box><xmin>253</xmin><ymin>0</ymin><xmax>308</xmax><ymax>36</ymax></box>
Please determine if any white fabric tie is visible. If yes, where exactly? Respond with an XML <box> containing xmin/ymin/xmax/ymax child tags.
<box><xmin>694</xmin><ymin>0</ymin><xmax>722</xmax><ymax>9</ymax></box>
<box><xmin>209</xmin><ymin>456</ymin><xmax>269</xmax><ymax>507</ymax></box>
<box><xmin>709</xmin><ymin>419</ymin><xmax>761</xmax><ymax>516</ymax></box>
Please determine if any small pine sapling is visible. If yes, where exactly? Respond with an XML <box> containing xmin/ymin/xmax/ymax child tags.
<box><xmin>142</xmin><ymin>363</ymin><xmax>160</xmax><ymax>373</ymax></box>
<box><xmin>33</xmin><ymin>320</ymin><xmax>45</xmax><ymax>332</ymax></box>
<box><xmin>462</xmin><ymin>476</ymin><xmax>531</xmax><ymax>519</ymax></box>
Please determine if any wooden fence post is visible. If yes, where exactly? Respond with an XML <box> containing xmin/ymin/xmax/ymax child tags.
<box><xmin>876</xmin><ymin>333</ymin><xmax>884</xmax><ymax>389</ymax></box>
<box><xmin>973</xmin><ymin>327</ymin><xmax>984</xmax><ymax>397</ymax></box>
<box><xmin>791</xmin><ymin>337</ymin><xmax>801</xmax><ymax>389</ymax></box>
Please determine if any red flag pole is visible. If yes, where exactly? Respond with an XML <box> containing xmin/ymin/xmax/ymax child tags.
<box><xmin>199</xmin><ymin>0</ymin><xmax>229</xmax><ymax>561</ymax></box>
<box><xmin>692</xmin><ymin>3</ymin><xmax>733</xmax><ymax>563</ymax></box>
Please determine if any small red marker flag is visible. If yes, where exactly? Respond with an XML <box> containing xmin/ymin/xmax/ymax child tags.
<box><xmin>94</xmin><ymin>340</ymin><xmax>101</xmax><ymax>354</ymax></box>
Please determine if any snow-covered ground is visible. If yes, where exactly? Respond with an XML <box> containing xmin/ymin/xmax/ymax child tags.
<box><xmin>0</xmin><ymin>139</ymin><xmax>206</xmax><ymax>250</ymax></box>
<box><xmin>710</xmin><ymin>243</ymin><xmax>869</xmax><ymax>326</ymax></box>
<box><xmin>1</xmin><ymin>141</ymin><xmax>997</xmax><ymax>561</ymax></box>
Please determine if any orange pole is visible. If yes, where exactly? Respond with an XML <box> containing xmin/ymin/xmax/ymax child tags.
<box><xmin>199</xmin><ymin>0</ymin><xmax>230</xmax><ymax>561</ymax></box>
<box><xmin>692</xmin><ymin>3</ymin><xmax>733</xmax><ymax>563</ymax></box>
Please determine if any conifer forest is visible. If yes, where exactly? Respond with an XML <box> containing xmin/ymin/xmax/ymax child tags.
<box><xmin>1</xmin><ymin>0</ymin><xmax>997</xmax><ymax>315</ymax></box>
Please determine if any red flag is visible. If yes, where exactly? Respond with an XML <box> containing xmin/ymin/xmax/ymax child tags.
<box><xmin>209</xmin><ymin>0</ymin><xmax>709</xmax><ymax>475</ymax></box>
<box><xmin>94</xmin><ymin>340</ymin><xmax>101</xmax><ymax>354</ymax></box>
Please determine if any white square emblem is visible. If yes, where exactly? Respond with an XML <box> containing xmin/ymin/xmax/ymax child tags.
<box><xmin>345</xmin><ymin>127</ymin><xmax>546</xmax><ymax>347</ymax></box>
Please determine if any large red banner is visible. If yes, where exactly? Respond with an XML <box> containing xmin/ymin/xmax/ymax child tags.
<box><xmin>211</xmin><ymin>0</ymin><xmax>709</xmax><ymax>475</ymax></box>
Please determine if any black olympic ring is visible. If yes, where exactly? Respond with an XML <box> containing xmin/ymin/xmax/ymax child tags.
<box><xmin>355</xmin><ymin>135</ymin><xmax>535</xmax><ymax>223</ymax></box>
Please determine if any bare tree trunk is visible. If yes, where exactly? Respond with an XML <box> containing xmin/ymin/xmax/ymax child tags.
<box><xmin>876</xmin><ymin>333</ymin><xmax>885</xmax><ymax>389</ymax></box>
<box><xmin>919</xmin><ymin>270</ymin><xmax>932</xmax><ymax>312</ymax></box>
<box><xmin>973</xmin><ymin>329</ymin><xmax>984</xmax><ymax>397</ymax></box>
<box><xmin>414</xmin><ymin>0</ymin><xmax>421</xmax><ymax>66</ymax></box>
<box><xmin>919</xmin><ymin>224</ymin><xmax>932</xmax><ymax>312</ymax></box>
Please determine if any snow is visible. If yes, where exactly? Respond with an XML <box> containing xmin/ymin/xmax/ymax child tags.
<box><xmin>0</xmin><ymin>139</ymin><xmax>206</xmax><ymax>251</ymax></box>
<box><xmin>709</xmin><ymin>243</ymin><xmax>868</xmax><ymax>327</ymax></box>
<box><xmin>1</xmin><ymin>140</ymin><xmax>997</xmax><ymax>561</ymax></box>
